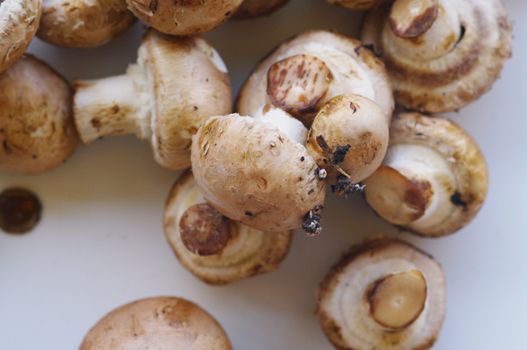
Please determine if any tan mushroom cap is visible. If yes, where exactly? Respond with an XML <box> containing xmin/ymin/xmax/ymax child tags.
<box><xmin>191</xmin><ymin>114</ymin><xmax>326</xmax><ymax>234</ymax></box>
<box><xmin>307</xmin><ymin>94</ymin><xmax>389</xmax><ymax>184</ymax></box>
<box><xmin>0</xmin><ymin>55</ymin><xmax>77</xmax><ymax>174</ymax></box>
<box><xmin>364</xmin><ymin>112</ymin><xmax>488</xmax><ymax>237</ymax></box>
<box><xmin>0</xmin><ymin>0</ymin><xmax>41</xmax><ymax>73</ymax></box>
<box><xmin>326</xmin><ymin>0</ymin><xmax>384</xmax><ymax>10</ymax></box>
<box><xmin>80</xmin><ymin>297</ymin><xmax>232</xmax><ymax>350</ymax></box>
<box><xmin>126</xmin><ymin>0</ymin><xmax>244</xmax><ymax>36</ymax></box>
<box><xmin>362</xmin><ymin>0</ymin><xmax>512</xmax><ymax>113</ymax></box>
<box><xmin>318</xmin><ymin>238</ymin><xmax>446</xmax><ymax>350</ymax></box>
<box><xmin>38</xmin><ymin>0</ymin><xmax>134</xmax><ymax>48</ymax></box>
<box><xmin>234</xmin><ymin>0</ymin><xmax>289</xmax><ymax>19</ymax></box>
<box><xmin>164</xmin><ymin>171</ymin><xmax>293</xmax><ymax>285</ymax></box>
<box><xmin>237</xmin><ymin>30</ymin><xmax>393</xmax><ymax>127</ymax></box>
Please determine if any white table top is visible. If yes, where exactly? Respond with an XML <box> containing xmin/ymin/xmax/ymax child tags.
<box><xmin>1</xmin><ymin>0</ymin><xmax>526</xmax><ymax>349</ymax></box>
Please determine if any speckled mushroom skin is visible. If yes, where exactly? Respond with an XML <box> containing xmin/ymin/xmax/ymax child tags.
<box><xmin>126</xmin><ymin>0</ymin><xmax>244</xmax><ymax>36</ymax></box>
<box><xmin>191</xmin><ymin>114</ymin><xmax>326</xmax><ymax>233</ymax></box>
<box><xmin>0</xmin><ymin>0</ymin><xmax>41</xmax><ymax>73</ymax></box>
<box><xmin>327</xmin><ymin>0</ymin><xmax>384</xmax><ymax>10</ymax></box>
<box><xmin>80</xmin><ymin>297</ymin><xmax>232</xmax><ymax>350</ymax></box>
<box><xmin>362</xmin><ymin>0</ymin><xmax>513</xmax><ymax>113</ymax></box>
<box><xmin>0</xmin><ymin>56</ymin><xmax>78</xmax><ymax>174</ymax></box>
<box><xmin>38</xmin><ymin>0</ymin><xmax>134</xmax><ymax>48</ymax></box>
<box><xmin>234</xmin><ymin>0</ymin><xmax>289</xmax><ymax>19</ymax></box>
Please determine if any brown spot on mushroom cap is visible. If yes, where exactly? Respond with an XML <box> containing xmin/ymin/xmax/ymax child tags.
<box><xmin>80</xmin><ymin>297</ymin><xmax>232</xmax><ymax>350</ymax></box>
<box><xmin>233</xmin><ymin>0</ymin><xmax>289</xmax><ymax>19</ymax></box>
<box><xmin>0</xmin><ymin>188</ymin><xmax>42</xmax><ymax>234</ymax></box>
<box><xmin>389</xmin><ymin>0</ymin><xmax>439</xmax><ymax>38</ymax></box>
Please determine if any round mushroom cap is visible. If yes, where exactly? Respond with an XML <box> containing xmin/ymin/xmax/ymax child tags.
<box><xmin>80</xmin><ymin>297</ymin><xmax>232</xmax><ymax>350</ymax></box>
<box><xmin>362</xmin><ymin>0</ymin><xmax>513</xmax><ymax>113</ymax></box>
<box><xmin>164</xmin><ymin>171</ymin><xmax>293</xmax><ymax>285</ymax></box>
<box><xmin>237</xmin><ymin>30</ymin><xmax>393</xmax><ymax>127</ymax></box>
<box><xmin>0</xmin><ymin>0</ymin><xmax>41</xmax><ymax>73</ymax></box>
<box><xmin>139</xmin><ymin>30</ymin><xmax>232</xmax><ymax>170</ymax></box>
<box><xmin>364</xmin><ymin>112</ymin><xmax>488</xmax><ymax>237</ymax></box>
<box><xmin>318</xmin><ymin>238</ymin><xmax>446</xmax><ymax>350</ymax></box>
<box><xmin>0</xmin><ymin>55</ymin><xmax>77</xmax><ymax>174</ymax></box>
<box><xmin>307</xmin><ymin>94</ymin><xmax>389</xmax><ymax>184</ymax></box>
<box><xmin>191</xmin><ymin>114</ymin><xmax>326</xmax><ymax>233</ymax></box>
<box><xmin>233</xmin><ymin>0</ymin><xmax>289</xmax><ymax>19</ymax></box>
<box><xmin>126</xmin><ymin>0</ymin><xmax>244</xmax><ymax>36</ymax></box>
<box><xmin>326</xmin><ymin>0</ymin><xmax>384</xmax><ymax>10</ymax></box>
<box><xmin>38</xmin><ymin>0</ymin><xmax>134</xmax><ymax>48</ymax></box>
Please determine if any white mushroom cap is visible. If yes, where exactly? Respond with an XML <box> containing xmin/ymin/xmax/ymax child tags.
<box><xmin>191</xmin><ymin>114</ymin><xmax>326</xmax><ymax>234</ymax></box>
<box><xmin>164</xmin><ymin>171</ymin><xmax>293</xmax><ymax>285</ymax></box>
<box><xmin>80</xmin><ymin>297</ymin><xmax>232</xmax><ymax>350</ymax></box>
<box><xmin>326</xmin><ymin>0</ymin><xmax>384</xmax><ymax>10</ymax></box>
<box><xmin>364</xmin><ymin>112</ymin><xmax>488</xmax><ymax>237</ymax></box>
<box><xmin>0</xmin><ymin>0</ymin><xmax>41</xmax><ymax>73</ymax></box>
<box><xmin>318</xmin><ymin>238</ymin><xmax>446</xmax><ymax>350</ymax></box>
<box><xmin>0</xmin><ymin>55</ymin><xmax>78</xmax><ymax>174</ymax></box>
<box><xmin>38</xmin><ymin>0</ymin><xmax>135</xmax><ymax>48</ymax></box>
<box><xmin>307</xmin><ymin>94</ymin><xmax>389</xmax><ymax>185</ymax></box>
<box><xmin>74</xmin><ymin>30</ymin><xmax>232</xmax><ymax>170</ymax></box>
<box><xmin>126</xmin><ymin>0</ymin><xmax>244</xmax><ymax>36</ymax></box>
<box><xmin>237</xmin><ymin>30</ymin><xmax>394</xmax><ymax>127</ymax></box>
<box><xmin>234</xmin><ymin>0</ymin><xmax>289</xmax><ymax>19</ymax></box>
<box><xmin>362</xmin><ymin>0</ymin><xmax>513</xmax><ymax>113</ymax></box>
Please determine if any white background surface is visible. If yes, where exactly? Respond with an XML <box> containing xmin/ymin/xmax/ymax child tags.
<box><xmin>1</xmin><ymin>0</ymin><xmax>526</xmax><ymax>349</ymax></box>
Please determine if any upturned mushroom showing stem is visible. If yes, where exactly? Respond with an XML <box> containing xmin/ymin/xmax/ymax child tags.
<box><xmin>164</xmin><ymin>171</ymin><xmax>293</xmax><ymax>285</ymax></box>
<box><xmin>0</xmin><ymin>0</ymin><xmax>41</xmax><ymax>73</ymax></box>
<box><xmin>73</xmin><ymin>30</ymin><xmax>232</xmax><ymax>170</ymax></box>
<box><xmin>318</xmin><ymin>238</ymin><xmax>446</xmax><ymax>350</ymax></box>
<box><xmin>80</xmin><ymin>297</ymin><xmax>232</xmax><ymax>350</ymax></box>
<box><xmin>362</xmin><ymin>0</ymin><xmax>512</xmax><ymax>113</ymax></box>
<box><xmin>126</xmin><ymin>0</ymin><xmax>244</xmax><ymax>36</ymax></box>
<box><xmin>364</xmin><ymin>113</ymin><xmax>488</xmax><ymax>237</ymax></box>
<box><xmin>0</xmin><ymin>56</ymin><xmax>78</xmax><ymax>174</ymax></box>
<box><xmin>38</xmin><ymin>0</ymin><xmax>135</xmax><ymax>48</ymax></box>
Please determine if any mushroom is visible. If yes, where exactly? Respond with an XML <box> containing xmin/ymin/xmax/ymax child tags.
<box><xmin>191</xmin><ymin>113</ymin><xmax>326</xmax><ymax>235</ymax></box>
<box><xmin>0</xmin><ymin>55</ymin><xmax>78</xmax><ymax>174</ymax></box>
<box><xmin>0</xmin><ymin>0</ymin><xmax>41</xmax><ymax>73</ymax></box>
<box><xmin>234</xmin><ymin>0</ymin><xmax>289</xmax><ymax>19</ymax></box>
<box><xmin>318</xmin><ymin>238</ymin><xmax>446</xmax><ymax>350</ymax></box>
<box><xmin>80</xmin><ymin>297</ymin><xmax>232</xmax><ymax>350</ymax></box>
<box><xmin>164</xmin><ymin>171</ymin><xmax>293</xmax><ymax>285</ymax></box>
<box><xmin>126</xmin><ymin>0</ymin><xmax>244</xmax><ymax>36</ymax></box>
<box><xmin>37</xmin><ymin>0</ymin><xmax>135</xmax><ymax>48</ymax></box>
<box><xmin>362</xmin><ymin>0</ymin><xmax>513</xmax><ymax>113</ymax></box>
<box><xmin>326</xmin><ymin>0</ymin><xmax>383</xmax><ymax>10</ymax></box>
<box><xmin>364</xmin><ymin>112</ymin><xmax>488</xmax><ymax>237</ymax></box>
<box><xmin>73</xmin><ymin>30</ymin><xmax>232</xmax><ymax>170</ymax></box>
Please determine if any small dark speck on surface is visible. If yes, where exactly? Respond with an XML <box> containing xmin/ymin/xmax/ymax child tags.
<box><xmin>450</xmin><ymin>191</ymin><xmax>468</xmax><ymax>209</ymax></box>
<box><xmin>0</xmin><ymin>188</ymin><xmax>42</xmax><ymax>234</ymax></box>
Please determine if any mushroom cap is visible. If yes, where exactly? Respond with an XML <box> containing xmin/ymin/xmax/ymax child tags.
<box><xmin>364</xmin><ymin>112</ymin><xmax>488</xmax><ymax>237</ymax></box>
<box><xmin>38</xmin><ymin>0</ymin><xmax>135</xmax><ymax>48</ymax></box>
<box><xmin>237</xmin><ymin>30</ymin><xmax>393</xmax><ymax>126</ymax></box>
<box><xmin>140</xmin><ymin>30</ymin><xmax>232</xmax><ymax>170</ymax></box>
<box><xmin>233</xmin><ymin>0</ymin><xmax>289</xmax><ymax>19</ymax></box>
<box><xmin>126</xmin><ymin>0</ymin><xmax>244</xmax><ymax>36</ymax></box>
<box><xmin>318</xmin><ymin>238</ymin><xmax>446</xmax><ymax>350</ymax></box>
<box><xmin>191</xmin><ymin>114</ymin><xmax>326</xmax><ymax>233</ymax></box>
<box><xmin>0</xmin><ymin>0</ymin><xmax>41</xmax><ymax>73</ymax></box>
<box><xmin>307</xmin><ymin>94</ymin><xmax>389</xmax><ymax>183</ymax></box>
<box><xmin>326</xmin><ymin>0</ymin><xmax>384</xmax><ymax>10</ymax></box>
<box><xmin>362</xmin><ymin>0</ymin><xmax>513</xmax><ymax>113</ymax></box>
<box><xmin>0</xmin><ymin>55</ymin><xmax>78</xmax><ymax>174</ymax></box>
<box><xmin>80</xmin><ymin>297</ymin><xmax>232</xmax><ymax>350</ymax></box>
<box><xmin>164</xmin><ymin>171</ymin><xmax>293</xmax><ymax>285</ymax></box>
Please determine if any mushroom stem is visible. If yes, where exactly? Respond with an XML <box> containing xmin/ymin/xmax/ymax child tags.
<box><xmin>74</xmin><ymin>65</ymin><xmax>152</xmax><ymax>144</ymax></box>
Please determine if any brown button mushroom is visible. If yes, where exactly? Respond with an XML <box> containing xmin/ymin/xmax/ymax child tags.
<box><xmin>0</xmin><ymin>55</ymin><xmax>78</xmax><ymax>174</ymax></box>
<box><xmin>0</xmin><ymin>0</ymin><xmax>41</xmax><ymax>73</ymax></box>
<box><xmin>233</xmin><ymin>0</ymin><xmax>289</xmax><ymax>19</ymax></box>
<box><xmin>318</xmin><ymin>238</ymin><xmax>446</xmax><ymax>350</ymax></box>
<box><xmin>80</xmin><ymin>297</ymin><xmax>232</xmax><ymax>350</ymax></box>
<box><xmin>362</xmin><ymin>0</ymin><xmax>513</xmax><ymax>113</ymax></box>
<box><xmin>73</xmin><ymin>30</ymin><xmax>232</xmax><ymax>170</ymax></box>
<box><xmin>191</xmin><ymin>113</ymin><xmax>326</xmax><ymax>235</ymax></box>
<box><xmin>126</xmin><ymin>0</ymin><xmax>244</xmax><ymax>36</ymax></box>
<box><xmin>364</xmin><ymin>112</ymin><xmax>488</xmax><ymax>237</ymax></box>
<box><xmin>38</xmin><ymin>0</ymin><xmax>135</xmax><ymax>48</ymax></box>
<box><xmin>164</xmin><ymin>171</ymin><xmax>293</xmax><ymax>285</ymax></box>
